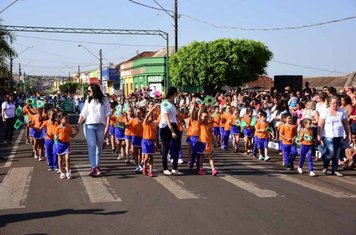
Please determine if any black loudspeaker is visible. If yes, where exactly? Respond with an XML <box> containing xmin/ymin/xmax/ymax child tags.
<box><xmin>274</xmin><ymin>75</ymin><xmax>303</xmax><ymax>93</ymax></box>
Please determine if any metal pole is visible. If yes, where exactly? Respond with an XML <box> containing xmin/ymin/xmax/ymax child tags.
<box><xmin>99</xmin><ymin>49</ymin><xmax>103</xmax><ymax>85</ymax></box>
<box><xmin>174</xmin><ymin>0</ymin><xmax>178</xmax><ymax>53</ymax></box>
<box><xmin>165</xmin><ymin>33</ymin><xmax>169</xmax><ymax>94</ymax></box>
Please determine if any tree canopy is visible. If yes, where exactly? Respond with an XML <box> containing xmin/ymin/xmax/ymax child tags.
<box><xmin>169</xmin><ymin>38</ymin><xmax>273</xmax><ymax>93</ymax></box>
<box><xmin>0</xmin><ymin>21</ymin><xmax>16</xmax><ymax>75</ymax></box>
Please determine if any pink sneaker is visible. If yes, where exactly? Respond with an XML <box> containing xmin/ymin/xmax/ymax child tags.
<box><xmin>95</xmin><ymin>166</ymin><xmax>102</xmax><ymax>176</ymax></box>
<box><xmin>212</xmin><ymin>169</ymin><xmax>218</xmax><ymax>176</ymax></box>
<box><xmin>148</xmin><ymin>171</ymin><xmax>154</xmax><ymax>177</ymax></box>
<box><xmin>89</xmin><ymin>168</ymin><xmax>96</xmax><ymax>176</ymax></box>
<box><xmin>198</xmin><ymin>168</ymin><xmax>206</xmax><ymax>175</ymax></box>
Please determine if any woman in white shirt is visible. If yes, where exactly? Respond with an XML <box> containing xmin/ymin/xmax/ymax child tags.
<box><xmin>1</xmin><ymin>94</ymin><xmax>16</xmax><ymax>144</ymax></box>
<box><xmin>159</xmin><ymin>87</ymin><xmax>182</xmax><ymax>175</ymax></box>
<box><xmin>317</xmin><ymin>96</ymin><xmax>351</xmax><ymax>177</ymax></box>
<box><xmin>78</xmin><ymin>84</ymin><xmax>111</xmax><ymax>176</ymax></box>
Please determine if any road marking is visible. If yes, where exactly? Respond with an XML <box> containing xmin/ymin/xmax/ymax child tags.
<box><xmin>1</xmin><ymin>129</ymin><xmax>24</xmax><ymax>168</ymax></box>
<box><xmin>76</xmin><ymin>165</ymin><xmax>122</xmax><ymax>203</ymax></box>
<box><xmin>277</xmin><ymin>174</ymin><xmax>356</xmax><ymax>198</ymax></box>
<box><xmin>218</xmin><ymin>174</ymin><xmax>281</xmax><ymax>198</ymax></box>
<box><xmin>238</xmin><ymin>160</ymin><xmax>356</xmax><ymax>198</ymax></box>
<box><xmin>0</xmin><ymin>167</ymin><xmax>33</xmax><ymax>209</ymax></box>
<box><xmin>328</xmin><ymin>176</ymin><xmax>356</xmax><ymax>187</ymax></box>
<box><xmin>154</xmin><ymin>175</ymin><xmax>200</xmax><ymax>199</ymax></box>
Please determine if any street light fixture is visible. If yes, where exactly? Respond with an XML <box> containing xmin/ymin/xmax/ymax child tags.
<box><xmin>18</xmin><ymin>45</ymin><xmax>34</xmax><ymax>56</ymax></box>
<box><xmin>77</xmin><ymin>44</ymin><xmax>103</xmax><ymax>84</ymax></box>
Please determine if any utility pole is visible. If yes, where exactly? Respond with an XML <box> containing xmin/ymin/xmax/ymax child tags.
<box><xmin>18</xmin><ymin>63</ymin><xmax>22</xmax><ymax>77</ymax></box>
<box><xmin>174</xmin><ymin>0</ymin><xmax>178</xmax><ymax>53</ymax></box>
<box><xmin>99</xmin><ymin>49</ymin><xmax>103</xmax><ymax>84</ymax></box>
<box><xmin>77</xmin><ymin>65</ymin><xmax>81</xmax><ymax>83</ymax></box>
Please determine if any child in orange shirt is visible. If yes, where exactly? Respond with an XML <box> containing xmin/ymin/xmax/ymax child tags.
<box><xmin>23</xmin><ymin>100</ymin><xmax>36</xmax><ymax>144</ymax></box>
<box><xmin>229</xmin><ymin>107</ymin><xmax>241</xmax><ymax>153</ymax></box>
<box><xmin>55</xmin><ymin>112</ymin><xmax>79</xmax><ymax>179</ymax></box>
<box><xmin>109</xmin><ymin>102</ymin><xmax>117</xmax><ymax>153</ymax></box>
<box><xmin>128</xmin><ymin>107</ymin><xmax>144</xmax><ymax>173</ymax></box>
<box><xmin>187</xmin><ymin>104</ymin><xmax>201</xmax><ymax>169</ymax></box>
<box><xmin>124</xmin><ymin>106</ymin><xmax>135</xmax><ymax>164</ymax></box>
<box><xmin>241</xmin><ymin>108</ymin><xmax>254</xmax><ymax>155</ymax></box>
<box><xmin>40</xmin><ymin>109</ymin><xmax>59</xmax><ymax>171</ymax></box>
<box><xmin>142</xmin><ymin>104</ymin><xmax>160</xmax><ymax>177</ymax></box>
<box><xmin>255</xmin><ymin>110</ymin><xmax>271</xmax><ymax>161</ymax></box>
<box><xmin>114</xmin><ymin>108</ymin><xmax>126</xmax><ymax>160</ymax></box>
<box><xmin>221</xmin><ymin>105</ymin><xmax>232</xmax><ymax>151</ymax></box>
<box><xmin>211</xmin><ymin>106</ymin><xmax>221</xmax><ymax>147</ymax></box>
<box><xmin>298</xmin><ymin>118</ymin><xmax>316</xmax><ymax>176</ymax></box>
<box><xmin>30</xmin><ymin>107</ymin><xmax>46</xmax><ymax>161</ymax></box>
<box><xmin>279</xmin><ymin>113</ymin><xmax>298</xmax><ymax>170</ymax></box>
<box><xmin>197</xmin><ymin>106</ymin><xmax>218</xmax><ymax>176</ymax></box>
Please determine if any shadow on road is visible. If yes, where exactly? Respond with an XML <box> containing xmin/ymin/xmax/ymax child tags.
<box><xmin>0</xmin><ymin>209</ymin><xmax>127</xmax><ymax>227</ymax></box>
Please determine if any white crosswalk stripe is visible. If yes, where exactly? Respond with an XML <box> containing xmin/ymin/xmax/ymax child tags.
<box><xmin>218</xmin><ymin>173</ymin><xmax>282</xmax><ymax>198</ymax></box>
<box><xmin>0</xmin><ymin>167</ymin><xmax>33</xmax><ymax>209</ymax></box>
<box><xmin>75</xmin><ymin>164</ymin><xmax>122</xmax><ymax>203</ymax></box>
<box><xmin>154</xmin><ymin>175</ymin><xmax>200</xmax><ymax>199</ymax></box>
<box><xmin>238</xmin><ymin>160</ymin><xmax>356</xmax><ymax>198</ymax></box>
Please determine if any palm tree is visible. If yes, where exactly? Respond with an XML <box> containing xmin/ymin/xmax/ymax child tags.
<box><xmin>0</xmin><ymin>20</ymin><xmax>16</xmax><ymax>75</ymax></box>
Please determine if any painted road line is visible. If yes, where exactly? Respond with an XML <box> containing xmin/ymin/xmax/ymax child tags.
<box><xmin>328</xmin><ymin>176</ymin><xmax>356</xmax><ymax>187</ymax></box>
<box><xmin>219</xmin><ymin>174</ymin><xmax>281</xmax><ymax>198</ymax></box>
<box><xmin>154</xmin><ymin>175</ymin><xmax>200</xmax><ymax>199</ymax></box>
<box><xmin>0</xmin><ymin>167</ymin><xmax>33</xmax><ymax>209</ymax></box>
<box><xmin>277</xmin><ymin>174</ymin><xmax>356</xmax><ymax>198</ymax></box>
<box><xmin>238</xmin><ymin>160</ymin><xmax>356</xmax><ymax>198</ymax></box>
<box><xmin>76</xmin><ymin>165</ymin><xmax>122</xmax><ymax>203</ymax></box>
<box><xmin>1</xmin><ymin>129</ymin><xmax>24</xmax><ymax>168</ymax></box>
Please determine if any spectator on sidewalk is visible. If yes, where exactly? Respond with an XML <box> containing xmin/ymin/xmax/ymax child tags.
<box><xmin>1</xmin><ymin>94</ymin><xmax>16</xmax><ymax>144</ymax></box>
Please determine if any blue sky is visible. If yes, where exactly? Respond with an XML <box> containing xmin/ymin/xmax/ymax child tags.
<box><xmin>1</xmin><ymin>0</ymin><xmax>356</xmax><ymax>78</ymax></box>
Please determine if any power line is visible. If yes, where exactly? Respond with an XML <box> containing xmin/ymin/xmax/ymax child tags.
<box><xmin>128</xmin><ymin>0</ymin><xmax>173</xmax><ymax>13</ymax></box>
<box><xmin>271</xmin><ymin>60</ymin><xmax>348</xmax><ymax>74</ymax></box>
<box><xmin>128</xmin><ymin>0</ymin><xmax>356</xmax><ymax>31</ymax></box>
<box><xmin>16</xmin><ymin>35</ymin><xmax>164</xmax><ymax>47</ymax></box>
<box><xmin>0</xmin><ymin>0</ymin><xmax>19</xmax><ymax>14</ymax></box>
<box><xmin>182</xmin><ymin>14</ymin><xmax>356</xmax><ymax>31</ymax></box>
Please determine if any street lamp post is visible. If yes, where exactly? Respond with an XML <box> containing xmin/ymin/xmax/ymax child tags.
<box><xmin>77</xmin><ymin>45</ymin><xmax>103</xmax><ymax>84</ymax></box>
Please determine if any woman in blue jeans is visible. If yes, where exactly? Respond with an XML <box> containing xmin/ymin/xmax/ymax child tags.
<box><xmin>317</xmin><ymin>96</ymin><xmax>351</xmax><ymax>177</ymax></box>
<box><xmin>78</xmin><ymin>84</ymin><xmax>111</xmax><ymax>176</ymax></box>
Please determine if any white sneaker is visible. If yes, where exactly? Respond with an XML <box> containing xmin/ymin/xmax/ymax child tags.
<box><xmin>60</xmin><ymin>173</ymin><xmax>66</xmax><ymax>179</ymax></box>
<box><xmin>117</xmin><ymin>153</ymin><xmax>123</xmax><ymax>160</ymax></box>
<box><xmin>333</xmin><ymin>171</ymin><xmax>343</xmax><ymax>177</ymax></box>
<box><xmin>297</xmin><ymin>167</ymin><xmax>303</xmax><ymax>174</ymax></box>
<box><xmin>171</xmin><ymin>169</ymin><xmax>183</xmax><ymax>175</ymax></box>
<box><xmin>258</xmin><ymin>155</ymin><xmax>264</xmax><ymax>160</ymax></box>
<box><xmin>66</xmin><ymin>171</ymin><xmax>72</xmax><ymax>179</ymax></box>
<box><xmin>170</xmin><ymin>159</ymin><xmax>174</xmax><ymax>163</ymax></box>
<box><xmin>163</xmin><ymin>170</ymin><xmax>172</xmax><ymax>175</ymax></box>
<box><xmin>178</xmin><ymin>159</ymin><xmax>184</xmax><ymax>164</ymax></box>
<box><xmin>264</xmin><ymin>156</ymin><xmax>271</xmax><ymax>161</ymax></box>
<box><xmin>309</xmin><ymin>171</ymin><xmax>316</xmax><ymax>177</ymax></box>
<box><xmin>322</xmin><ymin>168</ymin><xmax>328</xmax><ymax>175</ymax></box>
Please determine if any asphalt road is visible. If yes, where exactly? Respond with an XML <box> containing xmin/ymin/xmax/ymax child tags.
<box><xmin>0</xmin><ymin>116</ymin><xmax>355</xmax><ymax>235</ymax></box>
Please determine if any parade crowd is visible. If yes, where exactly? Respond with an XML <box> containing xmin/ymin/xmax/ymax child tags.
<box><xmin>1</xmin><ymin>82</ymin><xmax>356</xmax><ymax>179</ymax></box>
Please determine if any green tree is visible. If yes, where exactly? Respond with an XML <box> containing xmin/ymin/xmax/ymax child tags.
<box><xmin>169</xmin><ymin>38</ymin><xmax>273</xmax><ymax>94</ymax></box>
<box><xmin>0</xmin><ymin>21</ymin><xmax>16</xmax><ymax>75</ymax></box>
<box><xmin>60</xmin><ymin>82</ymin><xmax>82</xmax><ymax>95</ymax></box>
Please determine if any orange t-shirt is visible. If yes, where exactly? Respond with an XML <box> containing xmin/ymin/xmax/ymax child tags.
<box><xmin>42</xmin><ymin>120</ymin><xmax>58</xmax><ymax>140</ymax></box>
<box><xmin>228</xmin><ymin>115</ymin><xmax>238</xmax><ymax>127</ymax></box>
<box><xmin>109</xmin><ymin>114</ymin><xmax>116</xmax><ymax>126</ymax></box>
<box><xmin>199</xmin><ymin>122</ymin><xmax>213</xmax><ymax>143</ymax></box>
<box><xmin>55</xmin><ymin>124</ymin><xmax>73</xmax><ymax>143</ymax></box>
<box><xmin>187</xmin><ymin>119</ymin><xmax>200</xmax><ymax>137</ymax></box>
<box><xmin>115</xmin><ymin>115</ymin><xmax>126</xmax><ymax>128</ymax></box>
<box><xmin>300</xmin><ymin>128</ymin><xmax>313</xmax><ymax>146</ymax></box>
<box><xmin>23</xmin><ymin>105</ymin><xmax>31</xmax><ymax>115</ymax></box>
<box><xmin>279</xmin><ymin>124</ymin><xmax>297</xmax><ymax>145</ymax></box>
<box><xmin>177</xmin><ymin>113</ymin><xmax>185</xmax><ymax>132</ymax></box>
<box><xmin>124</xmin><ymin>117</ymin><xmax>134</xmax><ymax>136</ymax></box>
<box><xmin>31</xmin><ymin>114</ymin><xmax>46</xmax><ymax>129</ymax></box>
<box><xmin>255</xmin><ymin>121</ymin><xmax>270</xmax><ymax>139</ymax></box>
<box><xmin>219</xmin><ymin>112</ymin><xmax>227</xmax><ymax>127</ymax></box>
<box><xmin>129</xmin><ymin>118</ymin><xmax>143</xmax><ymax>137</ymax></box>
<box><xmin>143</xmin><ymin>121</ymin><xmax>158</xmax><ymax>140</ymax></box>
<box><xmin>211</xmin><ymin>112</ymin><xmax>220</xmax><ymax>127</ymax></box>
<box><xmin>241</xmin><ymin>116</ymin><xmax>254</xmax><ymax>129</ymax></box>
